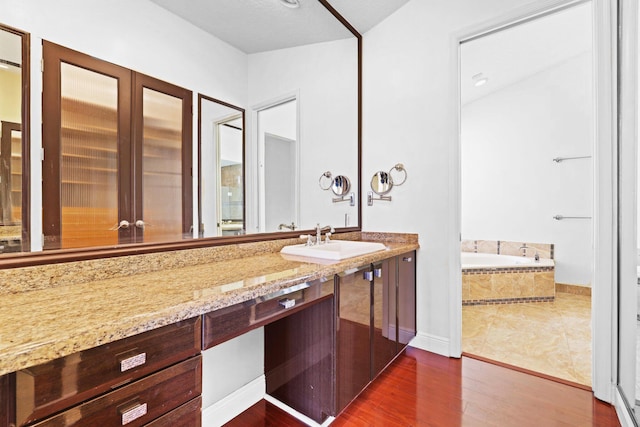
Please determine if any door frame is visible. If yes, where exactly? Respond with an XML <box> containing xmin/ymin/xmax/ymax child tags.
<box><xmin>449</xmin><ymin>0</ymin><xmax>617</xmax><ymax>402</ymax></box>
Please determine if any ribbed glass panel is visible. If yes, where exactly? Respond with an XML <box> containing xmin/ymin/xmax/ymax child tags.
<box><xmin>60</xmin><ymin>63</ymin><xmax>118</xmax><ymax>248</ymax></box>
<box><xmin>10</xmin><ymin>130</ymin><xmax>21</xmax><ymax>223</ymax></box>
<box><xmin>142</xmin><ymin>88</ymin><xmax>182</xmax><ymax>242</ymax></box>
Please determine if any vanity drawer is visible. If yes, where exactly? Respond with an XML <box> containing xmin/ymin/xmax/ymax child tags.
<box><xmin>30</xmin><ymin>355</ymin><xmax>201</xmax><ymax>427</ymax></box>
<box><xmin>145</xmin><ymin>396</ymin><xmax>201</xmax><ymax>427</ymax></box>
<box><xmin>203</xmin><ymin>280</ymin><xmax>330</xmax><ymax>349</ymax></box>
<box><xmin>17</xmin><ymin>317</ymin><xmax>201</xmax><ymax>426</ymax></box>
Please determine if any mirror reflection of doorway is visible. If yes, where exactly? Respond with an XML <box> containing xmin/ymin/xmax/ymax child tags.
<box><xmin>199</xmin><ymin>95</ymin><xmax>245</xmax><ymax>238</ymax></box>
<box><xmin>217</xmin><ymin>117</ymin><xmax>244</xmax><ymax>236</ymax></box>
<box><xmin>460</xmin><ymin>2</ymin><xmax>594</xmax><ymax>387</ymax></box>
<box><xmin>256</xmin><ymin>98</ymin><xmax>298</xmax><ymax>233</ymax></box>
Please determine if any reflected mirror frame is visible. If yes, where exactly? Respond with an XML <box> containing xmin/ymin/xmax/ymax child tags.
<box><xmin>197</xmin><ymin>94</ymin><xmax>246</xmax><ymax>238</ymax></box>
<box><xmin>0</xmin><ymin>1</ymin><xmax>360</xmax><ymax>268</ymax></box>
<box><xmin>0</xmin><ymin>24</ymin><xmax>30</xmax><ymax>253</ymax></box>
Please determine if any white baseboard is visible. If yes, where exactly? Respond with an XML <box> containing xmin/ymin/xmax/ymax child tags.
<box><xmin>264</xmin><ymin>395</ymin><xmax>335</xmax><ymax>426</ymax></box>
<box><xmin>614</xmin><ymin>386</ymin><xmax>636</xmax><ymax>427</ymax></box>
<box><xmin>201</xmin><ymin>375</ymin><xmax>265</xmax><ymax>427</ymax></box>
<box><xmin>409</xmin><ymin>331</ymin><xmax>450</xmax><ymax>357</ymax></box>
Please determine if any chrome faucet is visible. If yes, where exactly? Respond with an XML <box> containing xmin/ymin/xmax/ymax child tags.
<box><xmin>316</xmin><ymin>224</ymin><xmax>334</xmax><ymax>245</ymax></box>
<box><xmin>278</xmin><ymin>222</ymin><xmax>296</xmax><ymax>231</ymax></box>
<box><xmin>519</xmin><ymin>245</ymin><xmax>527</xmax><ymax>256</ymax></box>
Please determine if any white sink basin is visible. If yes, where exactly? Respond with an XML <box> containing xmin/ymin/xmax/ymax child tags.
<box><xmin>280</xmin><ymin>240</ymin><xmax>387</xmax><ymax>260</ymax></box>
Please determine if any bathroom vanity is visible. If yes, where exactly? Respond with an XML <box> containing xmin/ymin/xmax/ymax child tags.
<box><xmin>0</xmin><ymin>233</ymin><xmax>417</xmax><ymax>426</ymax></box>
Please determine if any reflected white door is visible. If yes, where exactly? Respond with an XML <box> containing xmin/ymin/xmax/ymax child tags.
<box><xmin>264</xmin><ymin>133</ymin><xmax>295</xmax><ymax>232</ymax></box>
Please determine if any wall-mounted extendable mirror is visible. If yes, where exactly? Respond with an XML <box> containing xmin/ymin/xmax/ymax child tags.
<box><xmin>319</xmin><ymin>171</ymin><xmax>355</xmax><ymax>206</ymax></box>
<box><xmin>368</xmin><ymin>164</ymin><xmax>407</xmax><ymax>206</ymax></box>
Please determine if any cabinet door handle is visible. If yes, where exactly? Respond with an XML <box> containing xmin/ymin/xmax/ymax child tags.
<box><xmin>110</xmin><ymin>220</ymin><xmax>130</xmax><ymax>231</ymax></box>
<box><xmin>374</xmin><ymin>268</ymin><xmax>382</xmax><ymax>278</ymax></box>
<box><xmin>279</xmin><ymin>298</ymin><xmax>296</xmax><ymax>309</ymax></box>
<box><xmin>363</xmin><ymin>271</ymin><xmax>373</xmax><ymax>282</ymax></box>
<box><xmin>120</xmin><ymin>352</ymin><xmax>146</xmax><ymax>372</ymax></box>
<box><xmin>402</xmin><ymin>257</ymin><xmax>413</xmax><ymax>262</ymax></box>
<box><xmin>120</xmin><ymin>402</ymin><xmax>148</xmax><ymax>425</ymax></box>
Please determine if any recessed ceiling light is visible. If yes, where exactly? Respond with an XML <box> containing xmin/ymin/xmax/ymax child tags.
<box><xmin>472</xmin><ymin>73</ymin><xmax>488</xmax><ymax>87</ymax></box>
<box><xmin>279</xmin><ymin>0</ymin><xmax>300</xmax><ymax>8</ymax></box>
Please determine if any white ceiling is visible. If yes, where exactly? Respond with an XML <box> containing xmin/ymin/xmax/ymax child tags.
<box><xmin>149</xmin><ymin>0</ymin><xmax>409</xmax><ymax>53</ymax></box>
<box><xmin>461</xmin><ymin>3</ymin><xmax>592</xmax><ymax>106</ymax></box>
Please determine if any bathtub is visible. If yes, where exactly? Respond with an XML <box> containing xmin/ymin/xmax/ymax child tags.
<box><xmin>461</xmin><ymin>252</ymin><xmax>555</xmax><ymax>305</ymax></box>
<box><xmin>461</xmin><ymin>252</ymin><xmax>555</xmax><ymax>269</ymax></box>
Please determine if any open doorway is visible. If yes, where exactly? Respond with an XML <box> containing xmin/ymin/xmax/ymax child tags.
<box><xmin>459</xmin><ymin>2</ymin><xmax>594</xmax><ymax>387</ymax></box>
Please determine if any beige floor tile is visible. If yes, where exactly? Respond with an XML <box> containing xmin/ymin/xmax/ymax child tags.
<box><xmin>462</xmin><ymin>293</ymin><xmax>592</xmax><ymax>386</ymax></box>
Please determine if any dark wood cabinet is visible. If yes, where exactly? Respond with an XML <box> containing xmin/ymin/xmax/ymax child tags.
<box><xmin>203</xmin><ymin>280</ymin><xmax>328</xmax><ymax>350</ymax></box>
<box><xmin>30</xmin><ymin>356</ymin><xmax>201</xmax><ymax>427</ymax></box>
<box><xmin>335</xmin><ymin>265</ymin><xmax>372</xmax><ymax>414</ymax></box>
<box><xmin>7</xmin><ymin>317</ymin><xmax>201</xmax><ymax>427</ymax></box>
<box><xmin>334</xmin><ymin>251</ymin><xmax>417</xmax><ymax>415</ymax></box>
<box><xmin>16</xmin><ymin>317</ymin><xmax>200</xmax><ymax>426</ymax></box>
<box><xmin>397</xmin><ymin>252</ymin><xmax>417</xmax><ymax>347</ymax></box>
<box><xmin>0</xmin><ymin>373</ymin><xmax>15</xmax><ymax>427</ymax></box>
<box><xmin>145</xmin><ymin>397</ymin><xmax>202</xmax><ymax>427</ymax></box>
<box><xmin>264</xmin><ymin>296</ymin><xmax>335</xmax><ymax>424</ymax></box>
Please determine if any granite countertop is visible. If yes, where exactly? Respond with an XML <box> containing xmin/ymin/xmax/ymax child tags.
<box><xmin>0</xmin><ymin>235</ymin><xmax>418</xmax><ymax>376</ymax></box>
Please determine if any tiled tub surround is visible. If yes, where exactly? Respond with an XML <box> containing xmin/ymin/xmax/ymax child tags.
<box><xmin>462</xmin><ymin>240</ymin><xmax>555</xmax><ymax>306</ymax></box>
<box><xmin>0</xmin><ymin>232</ymin><xmax>418</xmax><ymax>376</ymax></box>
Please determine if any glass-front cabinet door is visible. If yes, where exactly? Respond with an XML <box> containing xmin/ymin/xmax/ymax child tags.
<box><xmin>43</xmin><ymin>42</ymin><xmax>192</xmax><ymax>250</ymax></box>
<box><xmin>135</xmin><ymin>76</ymin><xmax>192</xmax><ymax>244</ymax></box>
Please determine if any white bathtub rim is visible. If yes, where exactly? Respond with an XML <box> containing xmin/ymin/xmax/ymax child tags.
<box><xmin>461</xmin><ymin>252</ymin><xmax>555</xmax><ymax>270</ymax></box>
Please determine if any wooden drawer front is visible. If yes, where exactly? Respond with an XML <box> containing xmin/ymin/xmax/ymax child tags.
<box><xmin>31</xmin><ymin>356</ymin><xmax>202</xmax><ymax>427</ymax></box>
<box><xmin>17</xmin><ymin>317</ymin><xmax>201</xmax><ymax>426</ymax></box>
<box><xmin>144</xmin><ymin>396</ymin><xmax>201</xmax><ymax>427</ymax></box>
<box><xmin>203</xmin><ymin>280</ymin><xmax>327</xmax><ymax>349</ymax></box>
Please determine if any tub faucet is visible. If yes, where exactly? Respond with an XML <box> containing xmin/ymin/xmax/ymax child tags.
<box><xmin>316</xmin><ymin>224</ymin><xmax>334</xmax><ymax>245</ymax></box>
<box><xmin>519</xmin><ymin>245</ymin><xmax>527</xmax><ymax>256</ymax></box>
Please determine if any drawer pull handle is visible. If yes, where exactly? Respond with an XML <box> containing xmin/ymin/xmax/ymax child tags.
<box><xmin>402</xmin><ymin>257</ymin><xmax>413</xmax><ymax>262</ymax></box>
<box><xmin>121</xmin><ymin>402</ymin><xmax>147</xmax><ymax>425</ymax></box>
<box><xmin>279</xmin><ymin>298</ymin><xmax>296</xmax><ymax>309</ymax></box>
<box><xmin>363</xmin><ymin>271</ymin><xmax>373</xmax><ymax>282</ymax></box>
<box><xmin>120</xmin><ymin>352</ymin><xmax>146</xmax><ymax>372</ymax></box>
<box><xmin>374</xmin><ymin>268</ymin><xmax>382</xmax><ymax>278</ymax></box>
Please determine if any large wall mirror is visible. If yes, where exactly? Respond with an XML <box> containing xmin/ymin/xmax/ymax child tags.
<box><xmin>0</xmin><ymin>0</ymin><xmax>359</xmax><ymax>265</ymax></box>
<box><xmin>197</xmin><ymin>0</ymin><xmax>360</xmax><ymax>238</ymax></box>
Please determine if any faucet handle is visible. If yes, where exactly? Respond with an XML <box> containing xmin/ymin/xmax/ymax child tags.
<box><xmin>299</xmin><ymin>234</ymin><xmax>313</xmax><ymax>246</ymax></box>
<box><xmin>325</xmin><ymin>232</ymin><xmax>332</xmax><ymax>243</ymax></box>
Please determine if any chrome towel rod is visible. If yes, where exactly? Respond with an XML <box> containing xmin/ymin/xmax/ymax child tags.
<box><xmin>552</xmin><ymin>155</ymin><xmax>591</xmax><ymax>163</ymax></box>
<box><xmin>553</xmin><ymin>215</ymin><xmax>591</xmax><ymax>220</ymax></box>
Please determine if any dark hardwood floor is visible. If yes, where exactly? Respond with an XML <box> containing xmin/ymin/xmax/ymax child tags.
<box><xmin>225</xmin><ymin>347</ymin><xmax>620</xmax><ymax>426</ymax></box>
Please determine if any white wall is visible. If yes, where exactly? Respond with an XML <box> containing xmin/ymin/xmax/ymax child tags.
<box><xmin>362</xmin><ymin>0</ymin><xmax>543</xmax><ymax>353</ymax></box>
<box><xmin>461</xmin><ymin>53</ymin><xmax>593</xmax><ymax>286</ymax></box>
<box><xmin>248</xmin><ymin>38</ymin><xmax>358</xmax><ymax>231</ymax></box>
